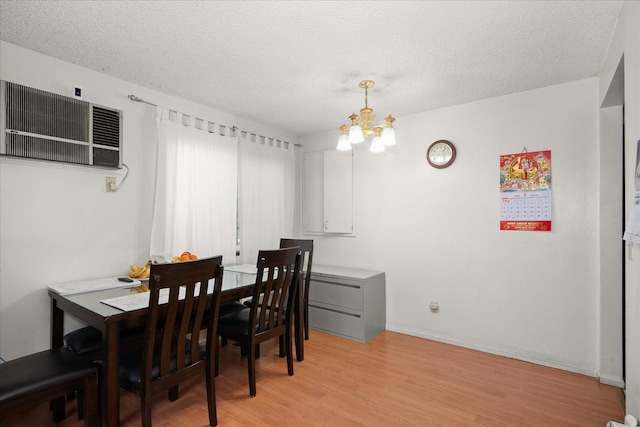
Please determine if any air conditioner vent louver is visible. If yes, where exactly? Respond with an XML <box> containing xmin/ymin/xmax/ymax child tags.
<box><xmin>1</xmin><ymin>80</ymin><xmax>122</xmax><ymax>168</ymax></box>
<box><xmin>7</xmin><ymin>134</ymin><xmax>89</xmax><ymax>165</ymax></box>
<box><xmin>93</xmin><ymin>106</ymin><xmax>120</xmax><ymax>148</ymax></box>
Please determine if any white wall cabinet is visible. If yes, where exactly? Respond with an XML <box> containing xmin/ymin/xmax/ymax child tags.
<box><xmin>302</xmin><ymin>150</ymin><xmax>354</xmax><ymax>234</ymax></box>
<box><xmin>308</xmin><ymin>264</ymin><xmax>385</xmax><ymax>343</ymax></box>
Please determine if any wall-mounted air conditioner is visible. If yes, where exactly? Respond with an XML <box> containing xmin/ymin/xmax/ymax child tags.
<box><xmin>0</xmin><ymin>80</ymin><xmax>122</xmax><ymax>169</ymax></box>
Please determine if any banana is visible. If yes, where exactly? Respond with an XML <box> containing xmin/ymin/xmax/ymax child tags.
<box><xmin>128</xmin><ymin>266</ymin><xmax>142</xmax><ymax>278</ymax></box>
<box><xmin>128</xmin><ymin>263</ymin><xmax>145</xmax><ymax>278</ymax></box>
<box><xmin>139</xmin><ymin>263</ymin><xmax>151</xmax><ymax>279</ymax></box>
<box><xmin>128</xmin><ymin>260</ymin><xmax>152</xmax><ymax>279</ymax></box>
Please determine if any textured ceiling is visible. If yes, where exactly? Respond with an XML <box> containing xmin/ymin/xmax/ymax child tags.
<box><xmin>0</xmin><ymin>0</ymin><xmax>623</xmax><ymax>138</ymax></box>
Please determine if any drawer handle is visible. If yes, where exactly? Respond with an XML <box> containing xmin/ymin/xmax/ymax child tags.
<box><xmin>309</xmin><ymin>304</ymin><xmax>361</xmax><ymax>318</ymax></box>
<box><xmin>311</xmin><ymin>279</ymin><xmax>360</xmax><ymax>289</ymax></box>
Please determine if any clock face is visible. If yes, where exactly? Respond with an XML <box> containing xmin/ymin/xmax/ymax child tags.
<box><xmin>427</xmin><ymin>140</ymin><xmax>456</xmax><ymax>168</ymax></box>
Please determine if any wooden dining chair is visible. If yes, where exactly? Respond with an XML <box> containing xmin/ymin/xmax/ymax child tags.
<box><xmin>279</xmin><ymin>238</ymin><xmax>314</xmax><ymax>340</ymax></box>
<box><xmin>118</xmin><ymin>256</ymin><xmax>224</xmax><ymax>427</ymax></box>
<box><xmin>240</xmin><ymin>239</ymin><xmax>314</xmax><ymax>342</ymax></box>
<box><xmin>216</xmin><ymin>247</ymin><xmax>302</xmax><ymax>397</ymax></box>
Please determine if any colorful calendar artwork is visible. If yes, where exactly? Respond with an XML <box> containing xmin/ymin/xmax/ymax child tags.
<box><xmin>635</xmin><ymin>139</ymin><xmax>640</xmax><ymax>191</ymax></box>
<box><xmin>500</xmin><ymin>150</ymin><xmax>552</xmax><ymax>231</ymax></box>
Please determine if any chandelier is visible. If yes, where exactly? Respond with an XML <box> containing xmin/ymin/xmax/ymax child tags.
<box><xmin>337</xmin><ymin>80</ymin><xmax>396</xmax><ymax>153</ymax></box>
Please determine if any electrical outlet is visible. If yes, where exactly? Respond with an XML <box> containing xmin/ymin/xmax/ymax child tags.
<box><xmin>429</xmin><ymin>300</ymin><xmax>439</xmax><ymax>313</ymax></box>
<box><xmin>106</xmin><ymin>177</ymin><xmax>117</xmax><ymax>192</ymax></box>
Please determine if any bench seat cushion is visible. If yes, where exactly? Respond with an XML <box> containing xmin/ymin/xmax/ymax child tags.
<box><xmin>0</xmin><ymin>348</ymin><xmax>98</xmax><ymax>403</ymax></box>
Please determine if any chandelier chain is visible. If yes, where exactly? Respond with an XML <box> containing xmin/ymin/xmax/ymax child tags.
<box><xmin>364</xmin><ymin>86</ymin><xmax>369</xmax><ymax>109</ymax></box>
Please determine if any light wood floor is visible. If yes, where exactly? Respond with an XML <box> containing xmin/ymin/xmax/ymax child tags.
<box><xmin>3</xmin><ymin>330</ymin><xmax>624</xmax><ymax>426</ymax></box>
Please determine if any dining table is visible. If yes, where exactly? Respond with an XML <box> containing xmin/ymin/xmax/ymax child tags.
<box><xmin>48</xmin><ymin>265</ymin><xmax>304</xmax><ymax>427</ymax></box>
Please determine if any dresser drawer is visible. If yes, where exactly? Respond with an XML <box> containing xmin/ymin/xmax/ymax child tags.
<box><xmin>308</xmin><ymin>303</ymin><xmax>364</xmax><ymax>342</ymax></box>
<box><xmin>307</xmin><ymin>265</ymin><xmax>385</xmax><ymax>343</ymax></box>
<box><xmin>309</xmin><ymin>278</ymin><xmax>363</xmax><ymax>310</ymax></box>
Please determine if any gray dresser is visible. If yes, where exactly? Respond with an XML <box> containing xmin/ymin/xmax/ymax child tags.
<box><xmin>308</xmin><ymin>264</ymin><xmax>385</xmax><ymax>343</ymax></box>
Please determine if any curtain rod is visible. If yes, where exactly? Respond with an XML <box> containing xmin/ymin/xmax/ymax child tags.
<box><xmin>127</xmin><ymin>94</ymin><xmax>301</xmax><ymax>147</ymax></box>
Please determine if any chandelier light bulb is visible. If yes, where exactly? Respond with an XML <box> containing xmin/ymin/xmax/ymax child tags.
<box><xmin>382</xmin><ymin>115</ymin><xmax>396</xmax><ymax>146</ymax></box>
<box><xmin>382</xmin><ymin>127</ymin><xmax>395</xmax><ymax>146</ymax></box>
<box><xmin>348</xmin><ymin>126</ymin><xmax>364</xmax><ymax>143</ymax></box>
<box><xmin>348</xmin><ymin>113</ymin><xmax>364</xmax><ymax>143</ymax></box>
<box><xmin>337</xmin><ymin>125</ymin><xmax>352</xmax><ymax>151</ymax></box>
<box><xmin>369</xmin><ymin>127</ymin><xmax>385</xmax><ymax>153</ymax></box>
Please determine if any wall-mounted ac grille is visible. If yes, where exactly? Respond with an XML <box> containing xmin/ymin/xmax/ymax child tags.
<box><xmin>0</xmin><ymin>80</ymin><xmax>122</xmax><ymax>168</ymax></box>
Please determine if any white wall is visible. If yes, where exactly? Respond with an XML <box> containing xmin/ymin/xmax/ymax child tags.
<box><xmin>598</xmin><ymin>105</ymin><xmax>624</xmax><ymax>388</ymax></box>
<box><xmin>0</xmin><ymin>41</ymin><xmax>298</xmax><ymax>360</ymax></box>
<box><xmin>300</xmin><ymin>78</ymin><xmax>603</xmax><ymax>376</ymax></box>
<box><xmin>599</xmin><ymin>0</ymin><xmax>640</xmax><ymax>417</ymax></box>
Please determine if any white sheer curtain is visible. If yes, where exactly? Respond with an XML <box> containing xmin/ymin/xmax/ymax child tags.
<box><xmin>238</xmin><ymin>136</ymin><xmax>295</xmax><ymax>265</ymax></box>
<box><xmin>150</xmin><ymin>107</ymin><xmax>238</xmax><ymax>263</ymax></box>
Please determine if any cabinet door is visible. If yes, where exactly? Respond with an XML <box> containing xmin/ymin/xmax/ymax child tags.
<box><xmin>323</xmin><ymin>150</ymin><xmax>353</xmax><ymax>233</ymax></box>
<box><xmin>302</xmin><ymin>150</ymin><xmax>354</xmax><ymax>235</ymax></box>
<box><xmin>302</xmin><ymin>151</ymin><xmax>324</xmax><ymax>233</ymax></box>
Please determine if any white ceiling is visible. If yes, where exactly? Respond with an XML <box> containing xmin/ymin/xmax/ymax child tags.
<box><xmin>0</xmin><ymin>1</ymin><xmax>623</xmax><ymax>138</ymax></box>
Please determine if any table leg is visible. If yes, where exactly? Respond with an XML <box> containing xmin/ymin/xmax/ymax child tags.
<box><xmin>50</xmin><ymin>299</ymin><xmax>65</xmax><ymax>421</ymax></box>
<box><xmin>102</xmin><ymin>322</ymin><xmax>120</xmax><ymax>427</ymax></box>
<box><xmin>295</xmin><ymin>276</ymin><xmax>304</xmax><ymax>361</ymax></box>
<box><xmin>50</xmin><ymin>299</ymin><xmax>64</xmax><ymax>348</ymax></box>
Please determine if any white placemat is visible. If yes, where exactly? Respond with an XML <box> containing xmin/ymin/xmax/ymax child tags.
<box><xmin>100</xmin><ymin>287</ymin><xmax>188</xmax><ymax>312</ymax></box>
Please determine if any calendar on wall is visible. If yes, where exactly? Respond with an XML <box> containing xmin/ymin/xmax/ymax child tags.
<box><xmin>623</xmin><ymin>139</ymin><xmax>640</xmax><ymax>244</ymax></box>
<box><xmin>499</xmin><ymin>150</ymin><xmax>552</xmax><ymax>231</ymax></box>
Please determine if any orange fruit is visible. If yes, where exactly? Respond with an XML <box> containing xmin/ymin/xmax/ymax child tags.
<box><xmin>179</xmin><ymin>254</ymin><xmax>191</xmax><ymax>261</ymax></box>
<box><xmin>189</xmin><ymin>254</ymin><xmax>197</xmax><ymax>260</ymax></box>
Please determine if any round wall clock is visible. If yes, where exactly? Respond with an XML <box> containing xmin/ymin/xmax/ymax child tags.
<box><xmin>426</xmin><ymin>140</ymin><xmax>456</xmax><ymax>169</ymax></box>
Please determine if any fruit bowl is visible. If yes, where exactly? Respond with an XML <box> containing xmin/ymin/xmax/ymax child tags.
<box><xmin>171</xmin><ymin>251</ymin><xmax>198</xmax><ymax>262</ymax></box>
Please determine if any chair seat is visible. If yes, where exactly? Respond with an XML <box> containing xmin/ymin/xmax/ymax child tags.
<box><xmin>0</xmin><ymin>348</ymin><xmax>98</xmax><ymax>403</ymax></box>
<box><xmin>218</xmin><ymin>301</ymin><xmax>248</xmax><ymax>317</ymax></box>
<box><xmin>119</xmin><ymin>339</ymin><xmax>205</xmax><ymax>386</ymax></box>
<box><xmin>217</xmin><ymin>307</ymin><xmax>252</xmax><ymax>335</ymax></box>
<box><xmin>218</xmin><ymin>307</ymin><xmax>284</xmax><ymax>336</ymax></box>
<box><xmin>207</xmin><ymin>301</ymin><xmax>247</xmax><ymax>336</ymax></box>
<box><xmin>64</xmin><ymin>326</ymin><xmax>102</xmax><ymax>354</ymax></box>
<box><xmin>65</xmin><ymin>325</ymin><xmax>146</xmax><ymax>355</ymax></box>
